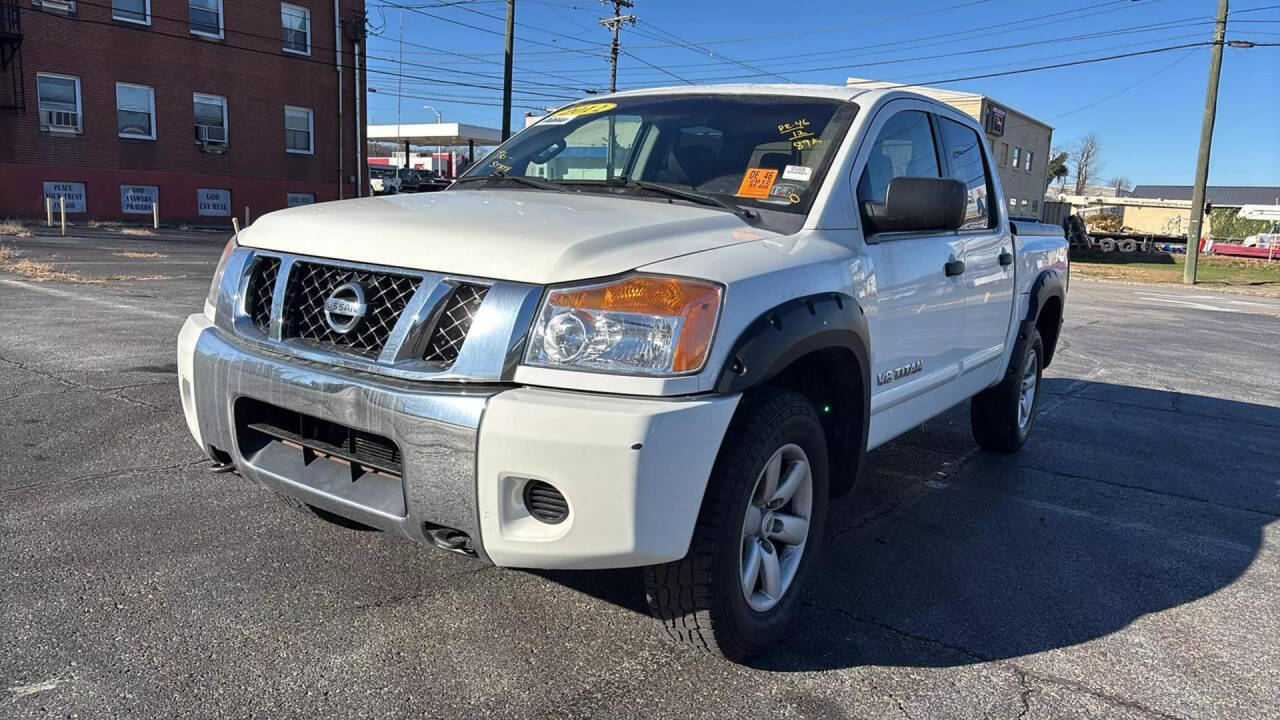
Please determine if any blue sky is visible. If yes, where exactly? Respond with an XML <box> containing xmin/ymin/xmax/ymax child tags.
<box><xmin>364</xmin><ymin>0</ymin><xmax>1280</xmax><ymax>186</ymax></box>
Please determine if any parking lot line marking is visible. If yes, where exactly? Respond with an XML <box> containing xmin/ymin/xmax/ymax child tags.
<box><xmin>0</xmin><ymin>278</ymin><xmax>191</xmax><ymax>321</ymax></box>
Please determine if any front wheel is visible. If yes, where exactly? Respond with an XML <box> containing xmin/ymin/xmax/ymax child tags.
<box><xmin>643</xmin><ymin>388</ymin><xmax>829</xmax><ymax>661</ymax></box>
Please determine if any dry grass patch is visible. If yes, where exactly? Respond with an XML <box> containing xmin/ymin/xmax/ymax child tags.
<box><xmin>120</xmin><ymin>227</ymin><xmax>154</xmax><ymax>237</ymax></box>
<box><xmin>1073</xmin><ymin>252</ymin><xmax>1280</xmax><ymax>297</ymax></box>
<box><xmin>3</xmin><ymin>259</ymin><xmax>99</xmax><ymax>283</ymax></box>
<box><xmin>0</xmin><ymin>220</ymin><xmax>33</xmax><ymax>238</ymax></box>
<box><xmin>0</xmin><ymin>246</ymin><xmax>174</xmax><ymax>283</ymax></box>
<box><xmin>114</xmin><ymin>251</ymin><xmax>167</xmax><ymax>259</ymax></box>
<box><xmin>87</xmin><ymin>220</ymin><xmax>123</xmax><ymax>229</ymax></box>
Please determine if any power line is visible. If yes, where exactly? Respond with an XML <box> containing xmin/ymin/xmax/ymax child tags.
<box><xmin>370</xmin><ymin>0</ymin><xmax>608</xmax><ymax>58</ymax></box>
<box><xmin>608</xmin><ymin>18</ymin><xmax>1219</xmax><ymax>87</ymax></box>
<box><xmin>630</xmin><ymin>22</ymin><xmax>791</xmax><ymax>83</ymax></box>
<box><xmin>20</xmin><ymin>5</ymin><xmax>577</xmax><ymax>102</ymax></box>
<box><xmin>856</xmin><ymin>41</ymin><xmax>1227</xmax><ymax>91</ymax></box>
<box><xmin>1047</xmin><ymin>48</ymin><xmax>1202</xmax><ymax>120</ymax></box>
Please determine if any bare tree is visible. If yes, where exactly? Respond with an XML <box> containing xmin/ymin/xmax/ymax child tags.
<box><xmin>1111</xmin><ymin>176</ymin><xmax>1133</xmax><ymax>193</ymax></box>
<box><xmin>1072</xmin><ymin>132</ymin><xmax>1102</xmax><ymax>194</ymax></box>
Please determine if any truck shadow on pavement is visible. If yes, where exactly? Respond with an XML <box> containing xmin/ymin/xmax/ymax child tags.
<box><xmin>536</xmin><ymin>379</ymin><xmax>1280</xmax><ymax>670</ymax></box>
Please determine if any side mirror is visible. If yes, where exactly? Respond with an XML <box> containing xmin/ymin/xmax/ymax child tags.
<box><xmin>868</xmin><ymin>177</ymin><xmax>967</xmax><ymax>234</ymax></box>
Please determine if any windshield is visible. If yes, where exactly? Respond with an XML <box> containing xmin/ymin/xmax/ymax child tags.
<box><xmin>458</xmin><ymin>94</ymin><xmax>856</xmax><ymax>218</ymax></box>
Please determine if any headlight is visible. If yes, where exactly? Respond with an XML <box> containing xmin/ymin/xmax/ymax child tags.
<box><xmin>206</xmin><ymin>236</ymin><xmax>237</xmax><ymax>319</ymax></box>
<box><xmin>525</xmin><ymin>275</ymin><xmax>723</xmax><ymax>376</ymax></box>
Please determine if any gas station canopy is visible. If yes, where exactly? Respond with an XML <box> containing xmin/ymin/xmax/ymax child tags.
<box><xmin>367</xmin><ymin>123</ymin><xmax>504</xmax><ymax>147</ymax></box>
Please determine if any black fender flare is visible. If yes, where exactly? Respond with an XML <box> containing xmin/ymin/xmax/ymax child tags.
<box><xmin>1013</xmin><ymin>268</ymin><xmax>1067</xmax><ymax>369</ymax></box>
<box><xmin>714</xmin><ymin>293</ymin><xmax>871</xmax><ymax>494</ymax></box>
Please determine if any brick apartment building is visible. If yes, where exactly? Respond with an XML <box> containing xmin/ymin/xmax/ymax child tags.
<box><xmin>0</xmin><ymin>0</ymin><xmax>367</xmax><ymax>224</ymax></box>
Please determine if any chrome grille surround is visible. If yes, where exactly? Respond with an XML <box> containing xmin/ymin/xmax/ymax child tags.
<box><xmin>217</xmin><ymin>248</ymin><xmax>543</xmax><ymax>383</ymax></box>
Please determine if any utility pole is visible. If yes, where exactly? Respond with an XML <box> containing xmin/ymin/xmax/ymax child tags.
<box><xmin>599</xmin><ymin>0</ymin><xmax>636</xmax><ymax>93</ymax></box>
<box><xmin>502</xmin><ymin>0</ymin><xmax>516</xmax><ymax>140</ymax></box>
<box><xmin>1184</xmin><ymin>0</ymin><xmax>1229</xmax><ymax>285</ymax></box>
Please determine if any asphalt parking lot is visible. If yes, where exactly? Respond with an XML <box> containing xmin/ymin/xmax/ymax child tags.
<box><xmin>3</xmin><ymin>230</ymin><xmax>1278</xmax><ymax>719</ymax></box>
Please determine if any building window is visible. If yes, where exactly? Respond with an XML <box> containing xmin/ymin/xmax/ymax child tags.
<box><xmin>1000</xmin><ymin>142</ymin><xmax>1009</xmax><ymax>167</ymax></box>
<box><xmin>34</xmin><ymin>0</ymin><xmax>77</xmax><ymax>14</ymax></box>
<box><xmin>1032</xmin><ymin>200</ymin><xmax>1040</xmax><ymax>214</ymax></box>
<box><xmin>116</xmin><ymin>83</ymin><xmax>156</xmax><ymax>140</ymax></box>
<box><xmin>281</xmin><ymin>3</ymin><xmax>311</xmax><ymax>55</ymax></box>
<box><xmin>1008</xmin><ymin>197</ymin><xmax>1018</xmax><ymax>209</ymax></box>
<box><xmin>194</xmin><ymin>93</ymin><xmax>229</xmax><ymax>148</ymax></box>
<box><xmin>112</xmin><ymin>0</ymin><xmax>149</xmax><ymax>24</ymax></box>
<box><xmin>37</xmin><ymin>73</ymin><xmax>82</xmax><ymax>134</ymax></box>
<box><xmin>190</xmin><ymin>0</ymin><xmax>223</xmax><ymax>38</ymax></box>
<box><xmin>1011</xmin><ymin>147</ymin><xmax>1022</xmax><ymax>170</ymax></box>
<box><xmin>284</xmin><ymin>105</ymin><xmax>314</xmax><ymax>154</ymax></box>
<box><xmin>1025</xmin><ymin>150</ymin><xmax>1034</xmax><ymax>174</ymax></box>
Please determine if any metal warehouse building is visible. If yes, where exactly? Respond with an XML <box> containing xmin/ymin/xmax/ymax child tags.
<box><xmin>0</xmin><ymin>0</ymin><xmax>368</xmax><ymax>224</ymax></box>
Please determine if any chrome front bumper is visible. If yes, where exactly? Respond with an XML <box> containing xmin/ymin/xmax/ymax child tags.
<box><xmin>180</xmin><ymin>313</ymin><xmax>499</xmax><ymax>561</ymax></box>
<box><xmin>180</xmin><ymin>313</ymin><xmax>743</xmax><ymax>570</ymax></box>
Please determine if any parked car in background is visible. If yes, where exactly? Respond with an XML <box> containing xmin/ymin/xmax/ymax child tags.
<box><xmin>369</xmin><ymin>166</ymin><xmax>399</xmax><ymax>195</ymax></box>
<box><xmin>417</xmin><ymin>169</ymin><xmax>452</xmax><ymax>192</ymax></box>
<box><xmin>181</xmin><ymin>85</ymin><xmax>1068</xmax><ymax>661</ymax></box>
<box><xmin>396</xmin><ymin>168</ymin><xmax>424</xmax><ymax>194</ymax></box>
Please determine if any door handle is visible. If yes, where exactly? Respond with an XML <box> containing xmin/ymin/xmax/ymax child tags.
<box><xmin>944</xmin><ymin>260</ymin><xmax>966</xmax><ymax>277</ymax></box>
<box><xmin>999</xmin><ymin>249</ymin><xmax>1014</xmax><ymax>266</ymax></box>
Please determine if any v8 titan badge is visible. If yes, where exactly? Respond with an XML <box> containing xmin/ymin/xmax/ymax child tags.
<box><xmin>736</xmin><ymin>168</ymin><xmax>779</xmax><ymax>199</ymax></box>
<box><xmin>539</xmin><ymin>102</ymin><xmax>618</xmax><ymax>126</ymax></box>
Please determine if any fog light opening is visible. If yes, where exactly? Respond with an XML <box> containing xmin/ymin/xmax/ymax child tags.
<box><xmin>522</xmin><ymin>480</ymin><xmax>569</xmax><ymax>525</ymax></box>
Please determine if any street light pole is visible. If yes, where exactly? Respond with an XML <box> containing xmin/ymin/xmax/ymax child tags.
<box><xmin>423</xmin><ymin>105</ymin><xmax>443</xmax><ymax>173</ymax></box>
<box><xmin>1184</xmin><ymin>0</ymin><xmax>1229</xmax><ymax>285</ymax></box>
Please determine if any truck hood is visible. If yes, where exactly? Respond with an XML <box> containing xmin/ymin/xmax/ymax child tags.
<box><xmin>238</xmin><ymin>190</ymin><xmax>773</xmax><ymax>285</ymax></box>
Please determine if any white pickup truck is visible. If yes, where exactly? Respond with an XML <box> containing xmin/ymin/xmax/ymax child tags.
<box><xmin>178</xmin><ymin>84</ymin><xmax>1068</xmax><ymax>660</ymax></box>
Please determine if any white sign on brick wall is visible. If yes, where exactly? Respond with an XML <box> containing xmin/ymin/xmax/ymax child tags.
<box><xmin>121</xmin><ymin>185</ymin><xmax>159</xmax><ymax>214</ymax></box>
<box><xmin>197</xmin><ymin>188</ymin><xmax>231</xmax><ymax>216</ymax></box>
<box><xmin>43</xmin><ymin>181</ymin><xmax>87</xmax><ymax>214</ymax></box>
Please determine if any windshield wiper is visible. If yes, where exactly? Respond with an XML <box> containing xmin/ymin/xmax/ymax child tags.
<box><xmin>453</xmin><ymin>172</ymin><xmax>568</xmax><ymax>192</ymax></box>
<box><xmin>603</xmin><ymin>176</ymin><xmax>758</xmax><ymax>223</ymax></box>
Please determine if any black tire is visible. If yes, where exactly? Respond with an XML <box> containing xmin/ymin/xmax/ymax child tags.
<box><xmin>1098</xmin><ymin>237</ymin><xmax>1116</xmax><ymax>252</ymax></box>
<box><xmin>274</xmin><ymin>491</ymin><xmax>379</xmax><ymax>532</ymax></box>
<box><xmin>971</xmin><ymin>328</ymin><xmax>1044</xmax><ymax>453</ymax></box>
<box><xmin>643</xmin><ymin>387</ymin><xmax>829</xmax><ymax>661</ymax></box>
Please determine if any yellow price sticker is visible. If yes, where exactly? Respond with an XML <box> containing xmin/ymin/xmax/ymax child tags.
<box><xmin>540</xmin><ymin>102</ymin><xmax>618</xmax><ymax>125</ymax></box>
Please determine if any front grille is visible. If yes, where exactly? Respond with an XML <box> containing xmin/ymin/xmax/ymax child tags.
<box><xmin>245</xmin><ymin>256</ymin><xmax>280</xmax><ymax>332</ymax></box>
<box><xmin>283</xmin><ymin>262</ymin><xmax>421</xmax><ymax>357</ymax></box>
<box><xmin>423</xmin><ymin>283</ymin><xmax>489</xmax><ymax>366</ymax></box>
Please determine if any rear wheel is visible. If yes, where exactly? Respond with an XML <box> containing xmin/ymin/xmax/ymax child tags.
<box><xmin>971</xmin><ymin>329</ymin><xmax>1044</xmax><ymax>453</ymax></box>
<box><xmin>643</xmin><ymin>388</ymin><xmax>829</xmax><ymax>661</ymax></box>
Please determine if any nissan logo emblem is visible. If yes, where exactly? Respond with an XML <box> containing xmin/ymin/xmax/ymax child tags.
<box><xmin>323</xmin><ymin>282</ymin><xmax>368</xmax><ymax>334</ymax></box>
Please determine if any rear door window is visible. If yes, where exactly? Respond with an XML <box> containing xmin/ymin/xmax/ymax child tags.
<box><xmin>936</xmin><ymin>116</ymin><xmax>995</xmax><ymax>230</ymax></box>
